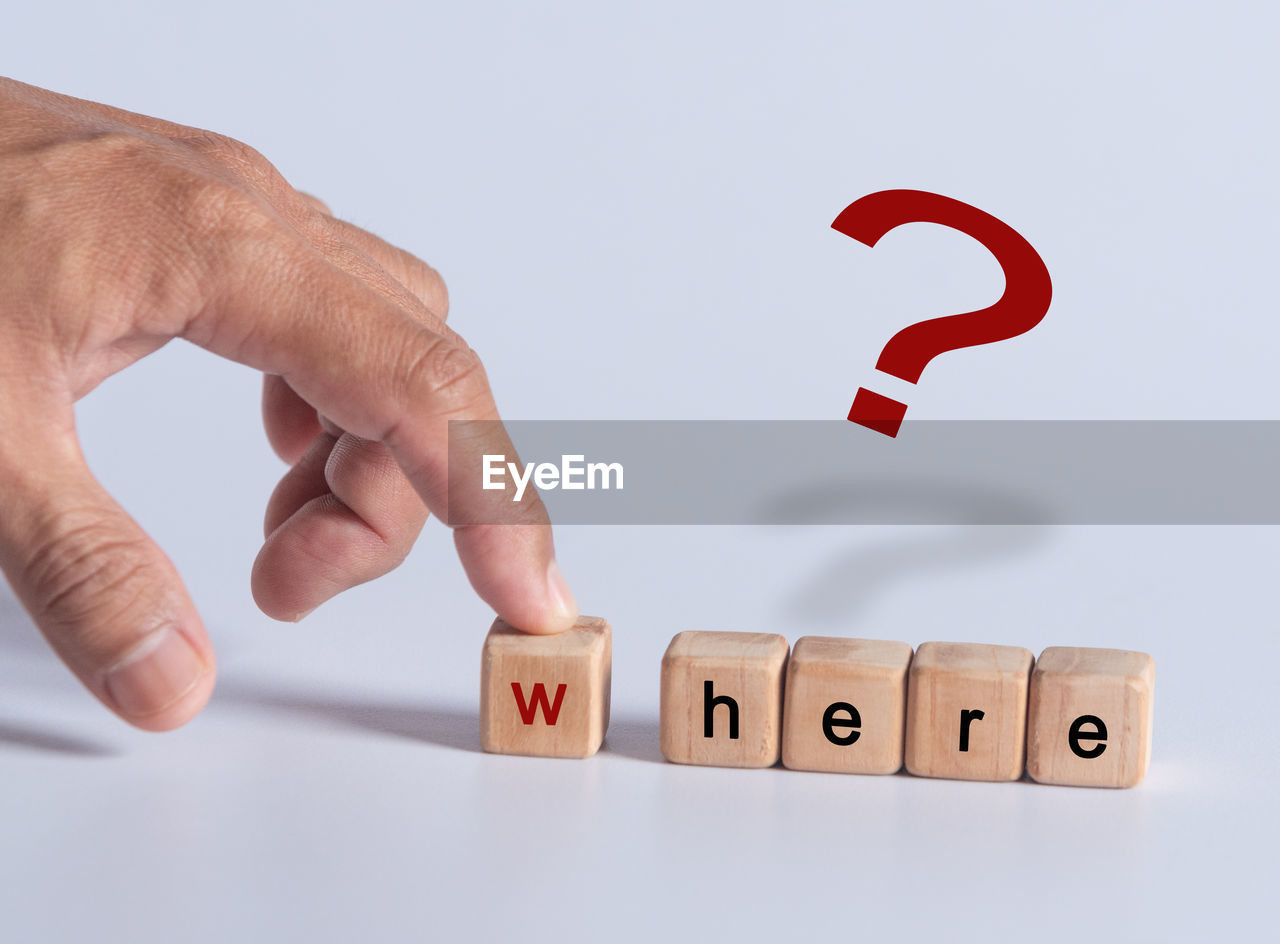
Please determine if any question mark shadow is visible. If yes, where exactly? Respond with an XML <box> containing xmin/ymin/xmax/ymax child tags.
<box><xmin>760</xmin><ymin>478</ymin><xmax>1052</xmax><ymax>625</ymax></box>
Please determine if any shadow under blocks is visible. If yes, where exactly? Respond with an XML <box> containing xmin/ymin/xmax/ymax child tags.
<box><xmin>479</xmin><ymin>621</ymin><xmax>1154</xmax><ymax>789</ymax></box>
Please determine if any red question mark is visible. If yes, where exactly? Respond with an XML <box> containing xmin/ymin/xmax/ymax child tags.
<box><xmin>833</xmin><ymin>189</ymin><xmax>1052</xmax><ymax>438</ymax></box>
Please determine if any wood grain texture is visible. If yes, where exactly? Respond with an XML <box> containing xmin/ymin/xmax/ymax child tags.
<box><xmin>904</xmin><ymin>641</ymin><xmax>1034</xmax><ymax>782</ymax></box>
<box><xmin>782</xmin><ymin>637</ymin><xmax>913</xmax><ymax>775</ymax></box>
<box><xmin>1026</xmin><ymin>646</ymin><xmax>1155</xmax><ymax>788</ymax></box>
<box><xmin>660</xmin><ymin>631</ymin><xmax>789</xmax><ymax>768</ymax></box>
<box><xmin>479</xmin><ymin>615</ymin><xmax>611</xmax><ymax>758</ymax></box>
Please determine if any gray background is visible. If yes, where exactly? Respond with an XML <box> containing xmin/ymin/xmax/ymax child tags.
<box><xmin>1</xmin><ymin>1</ymin><xmax>1276</xmax><ymax>941</ymax></box>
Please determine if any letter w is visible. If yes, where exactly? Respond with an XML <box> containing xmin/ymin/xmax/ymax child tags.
<box><xmin>511</xmin><ymin>682</ymin><xmax>567</xmax><ymax>725</ymax></box>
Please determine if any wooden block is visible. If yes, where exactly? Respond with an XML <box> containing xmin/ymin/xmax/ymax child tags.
<box><xmin>781</xmin><ymin>637</ymin><xmax>913</xmax><ymax>775</ymax></box>
<box><xmin>1026</xmin><ymin>647</ymin><xmax>1155</xmax><ymax>788</ymax></box>
<box><xmin>660</xmin><ymin>631</ymin><xmax>789</xmax><ymax>768</ymax></box>
<box><xmin>479</xmin><ymin>615</ymin><xmax>611</xmax><ymax>758</ymax></box>
<box><xmin>904</xmin><ymin>641</ymin><xmax>1034</xmax><ymax>782</ymax></box>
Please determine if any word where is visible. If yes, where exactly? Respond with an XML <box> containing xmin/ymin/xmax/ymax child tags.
<box><xmin>479</xmin><ymin>621</ymin><xmax>1155</xmax><ymax>788</ymax></box>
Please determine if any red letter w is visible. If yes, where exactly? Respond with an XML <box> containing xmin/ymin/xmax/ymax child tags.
<box><xmin>511</xmin><ymin>682</ymin><xmax>567</xmax><ymax>725</ymax></box>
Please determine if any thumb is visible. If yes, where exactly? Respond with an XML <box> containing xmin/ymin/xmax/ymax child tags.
<box><xmin>0</xmin><ymin>426</ymin><xmax>215</xmax><ymax>731</ymax></box>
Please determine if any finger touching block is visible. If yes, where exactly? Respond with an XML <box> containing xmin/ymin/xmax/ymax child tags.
<box><xmin>479</xmin><ymin>615</ymin><xmax>611</xmax><ymax>758</ymax></box>
<box><xmin>905</xmin><ymin>641</ymin><xmax>1034</xmax><ymax>782</ymax></box>
<box><xmin>1026</xmin><ymin>647</ymin><xmax>1155</xmax><ymax>788</ymax></box>
<box><xmin>660</xmin><ymin>631</ymin><xmax>789</xmax><ymax>768</ymax></box>
<box><xmin>782</xmin><ymin>637</ymin><xmax>913</xmax><ymax>775</ymax></box>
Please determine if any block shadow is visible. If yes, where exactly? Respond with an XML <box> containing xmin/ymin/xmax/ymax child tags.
<box><xmin>214</xmin><ymin>681</ymin><xmax>483</xmax><ymax>753</ymax></box>
<box><xmin>2</xmin><ymin>585</ymin><xmax>487</xmax><ymax>756</ymax></box>
<box><xmin>1</xmin><ymin>586</ymin><xmax>666</xmax><ymax>762</ymax></box>
<box><xmin>216</xmin><ymin>684</ymin><xmax>673</xmax><ymax>763</ymax></box>
<box><xmin>602</xmin><ymin>715</ymin><xmax>663</xmax><ymax>763</ymax></box>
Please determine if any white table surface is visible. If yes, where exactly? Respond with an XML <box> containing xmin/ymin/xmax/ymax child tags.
<box><xmin>2</xmin><ymin>3</ymin><xmax>1277</xmax><ymax>941</ymax></box>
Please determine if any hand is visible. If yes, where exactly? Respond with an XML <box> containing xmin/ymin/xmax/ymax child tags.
<box><xmin>0</xmin><ymin>78</ymin><xmax>579</xmax><ymax>731</ymax></box>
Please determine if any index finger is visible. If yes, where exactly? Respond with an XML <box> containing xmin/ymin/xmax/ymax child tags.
<box><xmin>186</xmin><ymin>206</ymin><xmax>579</xmax><ymax>634</ymax></box>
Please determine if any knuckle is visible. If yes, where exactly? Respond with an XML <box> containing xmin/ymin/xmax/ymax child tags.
<box><xmin>411</xmin><ymin>261</ymin><xmax>449</xmax><ymax>320</ymax></box>
<box><xmin>21</xmin><ymin>509</ymin><xmax>158</xmax><ymax>648</ymax></box>
<box><xmin>367</xmin><ymin>515</ymin><xmax>418</xmax><ymax>572</ymax></box>
<box><xmin>300</xmin><ymin>207</ymin><xmax>343</xmax><ymax>251</ymax></box>
<box><xmin>281</xmin><ymin>494</ymin><xmax>409</xmax><ymax>582</ymax></box>
<box><xmin>400</xmin><ymin>333</ymin><xmax>489</xmax><ymax>414</ymax></box>
<box><xmin>172</xmin><ymin>176</ymin><xmax>301</xmax><ymax>350</ymax></box>
<box><xmin>186</xmin><ymin>130</ymin><xmax>276</xmax><ymax>182</ymax></box>
<box><xmin>171</xmin><ymin>138</ymin><xmax>295</xmax><ymax>251</ymax></box>
<box><xmin>179</xmin><ymin>174</ymin><xmax>278</xmax><ymax>242</ymax></box>
<box><xmin>325</xmin><ymin>437</ymin><xmax>426</xmax><ymax>561</ymax></box>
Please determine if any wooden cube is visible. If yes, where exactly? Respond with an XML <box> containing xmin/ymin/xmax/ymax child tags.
<box><xmin>904</xmin><ymin>641</ymin><xmax>1034</xmax><ymax>782</ymax></box>
<box><xmin>781</xmin><ymin>637</ymin><xmax>913</xmax><ymax>775</ymax></box>
<box><xmin>479</xmin><ymin>615</ymin><xmax>611</xmax><ymax>758</ymax></box>
<box><xmin>1026</xmin><ymin>647</ymin><xmax>1155</xmax><ymax>788</ymax></box>
<box><xmin>660</xmin><ymin>631</ymin><xmax>789</xmax><ymax>768</ymax></box>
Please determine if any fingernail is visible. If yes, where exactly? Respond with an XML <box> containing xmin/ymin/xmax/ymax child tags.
<box><xmin>546</xmin><ymin>559</ymin><xmax>579</xmax><ymax>627</ymax></box>
<box><xmin>104</xmin><ymin>628</ymin><xmax>206</xmax><ymax>719</ymax></box>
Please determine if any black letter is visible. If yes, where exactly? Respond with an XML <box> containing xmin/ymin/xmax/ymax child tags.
<box><xmin>703</xmin><ymin>680</ymin><xmax>739</xmax><ymax>739</ymax></box>
<box><xmin>822</xmin><ymin>702</ymin><xmax>862</xmax><ymax>746</ymax></box>
<box><xmin>958</xmin><ymin>708</ymin><xmax>984</xmax><ymax>752</ymax></box>
<box><xmin>1068</xmin><ymin>714</ymin><xmax>1108</xmax><ymax>759</ymax></box>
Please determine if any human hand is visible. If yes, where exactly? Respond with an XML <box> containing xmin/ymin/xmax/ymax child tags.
<box><xmin>0</xmin><ymin>78</ymin><xmax>578</xmax><ymax>731</ymax></box>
